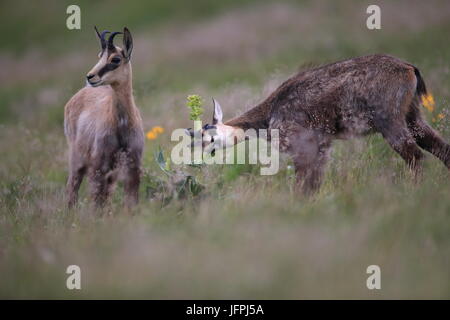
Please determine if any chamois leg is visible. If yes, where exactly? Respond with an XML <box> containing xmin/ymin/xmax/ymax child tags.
<box><xmin>290</xmin><ymin>128</ymin><xmax>331</xmax><ymax>195</ymax></box>
<box><xmin>67</xmin><ymin>150</ymin><xmax>86</xmax><ymax>208</ymax></box>
<box><xmin>89</xmin><ymin>154</ymin><xmax>117</xmax><ymax>208</ymax></box>
<box><xmin>407</xmin><ymin>110</ymin><xmax>450</xmax><ymax>169</ymax></box>
<box><xmin>377</xmin><ymin>120</ymin><xmax>424</xmax><ymax>178</ymax></box>
<box><xmin>123</xmin><ymin>150</ymin><xmax>141</xmax><ymax>207</ymax></box>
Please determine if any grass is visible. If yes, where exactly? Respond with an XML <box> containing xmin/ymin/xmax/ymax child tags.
<box><xmin>0</xmin><ymin>0</ymin><xmax>449</xmax><ymax>299</ymax></box>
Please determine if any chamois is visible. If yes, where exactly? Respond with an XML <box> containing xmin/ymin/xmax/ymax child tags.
<box><xmin>188</xmin><ymin>54</ymin><xmax>450</xmax><ymax>194</ymax></box>
<box><xmin>64</xmin><ymin>27</ymin><xmax>144</xmax><ymax>208</ymax></box>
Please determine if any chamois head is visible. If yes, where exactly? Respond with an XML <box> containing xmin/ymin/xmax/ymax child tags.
<box><xmin>86</xmin><ymin>27</ymin><xmax>133</xmax><ymax>87</ymax></box>
<box><xmin>186</xmin><ymin>99</ymin><xmax>243</xmax><ymax>155</ymax></box>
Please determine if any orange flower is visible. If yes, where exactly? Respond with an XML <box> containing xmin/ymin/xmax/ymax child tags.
<box><xmin>421</xmin><ymin>94</ymin><xmax>435</xmax><ymax>113</ymax></box>
<box><xmin>153</xmin><ymin>126</ymin><xmax>164</xmax><ymax>134</ymax></box>
<box><xmin>146</xmin><ymin>131</ymin><xmax>157</xmax><ymax>140</ymax></box>
<box><xmin>146</xmin><ymin>126</ymin><xmax>165</xmax><ymax>140</ymax></box>
<box><xmin>437</xmin><ymin>113</ymin><xmax>445</xmax><ymax>121</ymax></box>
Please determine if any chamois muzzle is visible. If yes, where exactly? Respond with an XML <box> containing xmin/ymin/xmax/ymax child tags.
<box><xmin>86</xmin><ymin>73</ymin><xmax>100</xmax><ymax>86</ymax></box>
<box><xmin>86</xmin><ymin>73</ymin><xmax>102</xmax><ymax>86</ymax></box>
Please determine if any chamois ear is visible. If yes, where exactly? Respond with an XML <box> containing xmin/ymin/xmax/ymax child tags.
<box><xmin>123</xmin><ymin>27</ymin><xmax>133</xmax><ymax>60</ymax></box>
<box><xmin>212</xmin><ymin>98</ymin><xmax>223</xmax><ymax>125</ymax></box>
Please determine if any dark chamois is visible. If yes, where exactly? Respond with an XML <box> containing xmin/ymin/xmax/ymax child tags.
<box><xmin>190</xmin><ymin>54</ymin><xmax>450</xmax><ymax>194</ymax></box>
<box><xmin>64</xmin><ymin>27</ymin><xmax>144</xmax><ymax>207</ymax></box>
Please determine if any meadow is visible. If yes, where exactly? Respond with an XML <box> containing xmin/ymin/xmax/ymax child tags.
<box><xmin>0</xmin><ymin>0</ymin><xmax>449</xmax><ymax>298</ymax></box>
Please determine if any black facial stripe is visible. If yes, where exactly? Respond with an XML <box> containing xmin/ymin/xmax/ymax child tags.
<box><xmin>98</xmin><ymin>62</ymin><xmax>120</xmax><ymax>78</ymax></box>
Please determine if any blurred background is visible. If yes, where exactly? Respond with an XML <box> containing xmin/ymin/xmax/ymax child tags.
<box><xmin>0</xmin><ymin>0</ymin><xmax>449</xmax><ymax>298</ymax></box>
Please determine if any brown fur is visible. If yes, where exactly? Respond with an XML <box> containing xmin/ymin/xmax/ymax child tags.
<box><xmin>217</xmin><ymin>54</ymin><xmax>449</xmax><ymax>194</ymax></box>
<box><xmin>64</xmin><ymin>28</ymin><xmax>144</xmax><ymax>208</ymax></box>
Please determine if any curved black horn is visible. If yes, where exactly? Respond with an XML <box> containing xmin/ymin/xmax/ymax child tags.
<box><xmin>94</xmin><ymin>26</ymin><xmax>110</xmax><ymax>50</ymax></box>
<box><xmin>100</xmin><ymin>30</ymin><xmax>110</xmax><ymax>50</ymax></box>
<box><xmin>108</xmin><ymin>31</ymin><xmax>123</xmax><ymax>50</ymax></box>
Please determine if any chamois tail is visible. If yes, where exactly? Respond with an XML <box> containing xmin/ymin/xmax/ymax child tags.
<box><xmin>413</xmin><ymin>66</ymin><xmax>427</xmax><ymax>97</ymax></box>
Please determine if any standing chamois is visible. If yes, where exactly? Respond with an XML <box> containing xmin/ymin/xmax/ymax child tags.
<box><xmin>189</xmin><ymin>54</ymin><xmax>450</xmax><ymax>194</ymax></box>
<box><xmin>64</xmin><ymin>27</ymin><xmax>144</xmax><ymax>208</ymax></box>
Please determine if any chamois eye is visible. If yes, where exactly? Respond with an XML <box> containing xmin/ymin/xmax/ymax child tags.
<box><xmin>111</xmin><ymin>57</ymin><xmax>121</xmax><ymax>64</ymax></box>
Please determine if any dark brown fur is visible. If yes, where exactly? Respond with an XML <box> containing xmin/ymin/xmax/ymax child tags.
<box><xmin>226</xmin><ymin>54</ymin><xmax>450</xmax><ymax>194</ymax></box>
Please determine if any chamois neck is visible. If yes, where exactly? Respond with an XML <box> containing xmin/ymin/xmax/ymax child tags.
<box><xmin>111</xmin><ymin>67</ymin><xmax>135</xmax><ymax>110</ymax></box>
<box><xmin>224</xmin><ymin>102</ymin><xmax>270</xmax><ymax>130</ymax></box>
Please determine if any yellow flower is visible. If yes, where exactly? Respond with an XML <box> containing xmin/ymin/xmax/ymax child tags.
<box><xmin>437</xmin><ymin>113</ymin><xmax>445</xmax><ymax>121</ymax></box>
<box><xmin>146</xmin><ymin>131</ymin><xmax>157</xmax><ymax>140</ymax></box>
<box><xmin>146</xmin><ymin>126</ymin><xmax>165</xmax><ymax>140</ymax></box>
<box><xmin>152</xmin><ymin>126</ymin><xmax>164</xmax><ymax>134</ymax></box>
<box><xmin>421</xmin><ymin>94</ymin><xmax>435</xmax><ymax>113</ymax></box>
